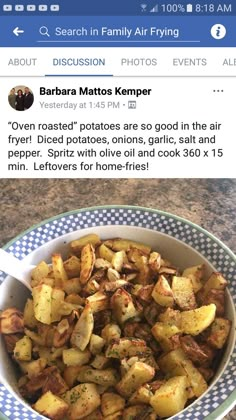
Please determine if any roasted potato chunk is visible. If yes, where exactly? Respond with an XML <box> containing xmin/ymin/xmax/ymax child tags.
<box><xmin>101</xmin><ymin>392</ymin><xmax>125</xmax><ymax>416</ymax></box>
<box><xmin>80</xmin><ymin>243</ymin><xmax>95</xmax><ymax>285</ymax></box>
<box><xmin>172</xmin><ymin>276</ymin><xmax>197</xmax><ymax>310</ymax></box>
<box><xmin>63</xmin><ymin>383</ymin><xmax>101</xmax><ymax>419</ymax></box>
<box><xmin>0</xmin><ymin>307</ymin><xmax>24</xmax><ymax>333</ymax></box>
<box><xmin>181</xmin><ymin>304</ymin><xmax>216</xmax><ymax>335</ymax></box>
<box><xmin>32</xmin><ymin>284</ymin><xmax>52</xmax><ymax>324</ymax></box>
<box><xmin>207</xmin><ymin>317</ymin><xmax>231</xmax><ymax>349</ymax></box>
<box><xmin>33</xmin><ymin>391</ymin><xmax>69</xmax><ymax>420</ymax></box>
<box><xmin>182</xmin><ymin>264</ymin><xmax>204</xmax><ymax>293</ymax></box>
<box><xmin>23</xmin><ymin>299</ymin><xmax>37</xmax><ymax>329</ymax></box>
<box><xmin>150</xmin><ymin>376</ymin><xmax>188</xmax><ymax>417</ymax></box>
<box><xmin>152</xmin><ymin>275</ymin><xmax>174</xmax><ymax>307</ymax></box>
<box><xmin>70</xmin><ymin>304</ymin><xmax>94</xmax><ymax>350</ymax></box>
<box><xmin>111</xmin><ymin>288</ymin><xmax>140</xmax><ymax>324</ymax></box>
<box><xmin>77</xmin><ymin>366</ymin><xmax>119</xmax><ymax>387</ymax></box>
<box><xmin>106</xmin><ymin>337</ymin><xmax>148</xmax><ymax>359</ymax></box>
<box><xmin>104</xmin><ymin>238</ymin><xmax>151</xmax><ymax>254</ymax></box>
<box><xmin>201</xmin><ymin>272</ymin><xmax>227</xmax><ymax>299</ymax></box>
<box><xmin>86</xmin><ymin>292</ymin><xmax>109</xmax><ymax>313</ymax></box>
<box><xmin>14</xmin><ymin>335</ymin><xmax>32</xmax><ymax>361</ymax></box>
<box><xmin>64</xmin><ymin>256</ymin><xmax>81</xmax><ymax>278</ymax></box>
<box><xmin>62</xmin><ymin>348</ymin><xmax>91</xmax><ymax>366</ymax></box>
<box><xmin>116</xmin><ymin>362</ymin><xmax>155</xmax><ymax>398</ymax></box>
<box><xmin>70</xmin><ymin>234</ymin><xmax>100</xmax><ymax>255</ymax></box>
<box><xmin>31</xmin><ymin>261</ymin><xmax>50</xmax><ymax>287</ymax></box>
<box><xmin>151</xmin><ymin>322</ymin><xmax>181</xmax><ymax>351</ymax></box>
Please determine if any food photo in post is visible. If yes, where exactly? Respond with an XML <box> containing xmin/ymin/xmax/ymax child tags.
<box><xmin>0</xmin><ymin>1</ymin><xmax>235</xmax><ymax>420</ymax></box>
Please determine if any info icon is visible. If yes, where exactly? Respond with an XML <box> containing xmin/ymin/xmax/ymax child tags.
<box><xmin>210</xmin><ymin>24</ymin><xmax>226</xmax><ymax>40</ymax></box>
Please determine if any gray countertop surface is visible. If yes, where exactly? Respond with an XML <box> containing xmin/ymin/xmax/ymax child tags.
<box><xmin>0</xmin><ymin>178</ymin><xmax>235</xmax><ymax>418</ymax></box>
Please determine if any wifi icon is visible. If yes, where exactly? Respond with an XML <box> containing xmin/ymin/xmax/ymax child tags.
<box><xmin>150</xmin><ymin>4</ymin><xmax>158</xmax><ymax>12</ymax></box>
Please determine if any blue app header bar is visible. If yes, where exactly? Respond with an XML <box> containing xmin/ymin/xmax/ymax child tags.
<box><xmin>0</xmin><ymin>1</ymin><xmax>235</xmax><ymax>16</ymax></box>
<box><xmin>0</xmin><ymin>16</ymin><xmax>236</xmax><ymax>47</ymax></box>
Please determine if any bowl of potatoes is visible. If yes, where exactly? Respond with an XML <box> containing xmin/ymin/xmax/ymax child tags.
<box><xmin>0</xmin><ymin>206</ymin><xmax>235</xmax><ymax>420</ymax></box>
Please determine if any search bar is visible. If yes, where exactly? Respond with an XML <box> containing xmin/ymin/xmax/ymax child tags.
<box><xmin>0</xmin><ymin>16</ymin><xmax>234</xmax><ymax>47</ymax></box>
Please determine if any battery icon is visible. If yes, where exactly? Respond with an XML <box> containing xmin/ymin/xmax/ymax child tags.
<box><xmin>186</xmin><ymin>4</ymin><xmax>193</xmax><ymax>12</ymax></box>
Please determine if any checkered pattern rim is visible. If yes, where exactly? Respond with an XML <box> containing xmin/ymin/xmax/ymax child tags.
<box><xmin>0</xmin><ymin>206</ymin><xmax>235</xmax><ymax>420</ymax></box>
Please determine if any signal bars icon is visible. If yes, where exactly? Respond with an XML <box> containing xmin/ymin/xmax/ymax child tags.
<box><xmin>150</xmin><ymin>4</ymin><xmax>158</xmax><ymax>13</ymax></box>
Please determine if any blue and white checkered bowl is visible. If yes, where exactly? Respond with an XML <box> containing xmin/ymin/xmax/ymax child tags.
<box><xmin>0</xmin><ymin>206</ymin><xmax>235</xmax><ymax>420</ymax></box>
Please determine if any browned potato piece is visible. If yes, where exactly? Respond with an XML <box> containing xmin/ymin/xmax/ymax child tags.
<box><xmin>82</xmin><ymin>408</ymin><xmax>103</xmax><ymax>420</ymax></box>
<box><xmin>70</xmin><ymin>234</ymin><xmax>101</xmax><ymax>255</ymax></box>
<box><xmin>14</xmin><ymin>336</ymin><xmax>32</xmax><ymax>361</ymax></box>
<box><xmin>112</xmin><ymin>250</ymin><xmax>126</xmax><ymax>272</ymax></box>
<box><xmin>23</xmin><ymin>299</ymin><xmax>37</xmax><ymax>329</ymax></box>
<box><xmin>152</xmin><ymin>275</ymin><xmax>174</xmax><ymax>307</ymax></box>
<box><xmin>122</xmin><ymin>405</ymin><xmax>150</xmax><ymax>420</ymax></box>
<box><xmin>207</xmin><ymin>317</ymin><xmax>231</xmax><ymax>349</ymax></box>
<box><xmin>22</xmin><ymin>358</ymin><xmax>47</xmax><ymax>379</ymax></box>
<box><xmin>0</xmin><ymin>307</ymin><xmax>24</xmax><ymax>334</ymax></box>
<box><xmin>101</xmin><ymin>392</ymin><xmax>125</xmax><ymax>416</ymax></box>
<box><xmin>181</xmin><ymin>304</ymin><xmax>216</xmax><ymax>335</ymax></box>
<box><xmin>128</xmin><ymin>248</ymin><xmax>151</xmax><ymax>285</ymax></box>
<box><xmin>70</xmin><ymin>304</ymin><xmax>94</xmax><ymax>350</ymax></box>
<box><xmin>3</xmin><ymin>334</ymin><xmax>23</xmax><ymax>353</ymax></box>
<box><xmin>106</xmin><ymin>337</ymin><xmax>148</xmax><ymax>359</ymax></box>
<box><xmin>148</xmin><ymin>252</ymin><xmax>161</xmax><ymax>273</ymax></box>
<box><xmin>202</xmin><ymin>289</ymin><xmax>225</xmax><ymax>316</ymax></box>
<box><xmin>151</xmin><ymin>322</ymin><xmax>181</xmax><ymax>351</ymax></box>
<box><xmin>62</xmin><ymin>348</ymin><xmax>91</xmax><ymax>366</ymax></box>
<box><xmin>89</xmin><ymin>334</ymin><xmax>105</xmax><ymax>355</ymax></box>
<box><xmin>182</xmin><ymin>264</ymin><xmax>204</xmax><ymax>293</ymax></box>
<box><xmin>129</xmin><ymin>385</ymin><xmax>153</xmax><ymax>405</ymax></box>
<box><xmin>116</xmin><ymin>362</ymin><xmax>155</xmax><ymax>398</ymax></box>
<box><xmin>103</xmin><ymin>411</ymin><xmax>123</xmax><ymax>420</ymax></box>
<box><xmin>104</xmin><ymin>238</ymin><xmax>151</xmax><ymax>254</ymax></box>
<box><xmin>180</xmin><ymin>335</ymin><xmax>209</xmax><ymax>365</ymax></box>
<box><xmin>51</xmin><ymin>288</ymin><xmax>65</xmax><ymax>323</ymax></box>
<box><xmin>80</xmin><ymin>244</ymin><xmax>95</xmax><ymax>285</ymax></box>
<box><xmin>91</xmin><ymin>354</ymin><xmax>110</xmax><ymax>369</ymax></box>
<box><xmin>172</xmin><ymin>276</ymin><xmax>197</xmax><ymax>310</ymax></box>
<box><xmin>31</xmin><ymin>261</ymin><xmax>50</xmax><ymax>287</ymax></box>
<box><xmin>64</xmin><ymin>383</ymin><xmax>101</xmax><ymax>420</ymax></box>
<box><xmin>63</xmin><ymin>365</ymin><xmax>83</xmax><ymax>389</ymax></box>
<box><xmin>158</xmin><ymin>348</ymin><xmax>187</xmax><ymax>373</ymax></box>
<box><xmin>86</xmin><ymin>292</ymin><xmax>109</xmax><ymax>313</ymax></box>
<box><xmin>63</xmin><ymin>256</ymin><xmax>81</xmax><ymax>278</ymax></box>
<box><xmin>99</xmin><ymin>243</ymin><xmax>115</xmax><ymax>262</ymax></box>
<box><xmin>201</xmin><ymin>272</ymin><xmax>227</xmax><ymax>299</ymax></box>
<box><xmin>101</xmin><ymin>323</ymin><xmax>121</xmax><ymax>344</ymax></box>
<box><xmin>111</xmin><ymin>288</ymin><xmax>140</xmax><ymax>324</ymax></box>
<box><xmin>136</xmin><ymin>255</ymin><xmax>151</xmax><ymax>285</ymax></box>
<box><xmin>157</xmin><ymin>349</ymin><xmax>207</xmax><ymax>397</ymax></box>
<box><xmin>77</xmin><ymin>367</ymin><xmax>119</xmax><ymax>387</ymax></box>
<box><xmin>42</xmin><ymin>368</ymin><xmax>69</xmax><ymax>395</ymax></box>
<box><xmin>33</xmin><ymin>391</ymin><xmax>69</xmax><ymax>420</ymax></box>
<box><xmin>150</xmin><ymin>376</ymin><xmax>188</xmax><ymax>418</ymax></box>
<box><xmin>179</xmin><ymin>360</ymin><xmax>208</xmax><ymax>397</ymax></box>
<box><xmin>32</xmin><ymin>284</ymin><xmax>52</xmax><ymax>324</ymax></box>
<box><xmin>158</xmin><ymin>307</ymin><xmax>181</xmax><ymax>328</ymax></box>
<box><xmin>52</xmin><ymin>254</ymin><xmax>68</xmax><ymax>288</ymax></box>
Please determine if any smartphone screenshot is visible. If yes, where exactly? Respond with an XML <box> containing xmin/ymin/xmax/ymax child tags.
<box><xmin>0</xmin><ymin>2</ymin><xmax>235</xmax><ymax>420</ymax></box>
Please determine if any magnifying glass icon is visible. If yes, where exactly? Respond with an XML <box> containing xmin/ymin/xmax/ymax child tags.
<box><xmin>39</xmin><ymin>26</ymin><xmax>50</xmax><ymax>37</ymax></box>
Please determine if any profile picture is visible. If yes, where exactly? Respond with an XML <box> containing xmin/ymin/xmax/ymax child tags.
<box><xmin>8</xmin><ymin>85</ymin><xmax>34</xmax><ymax>111</ymax></box>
